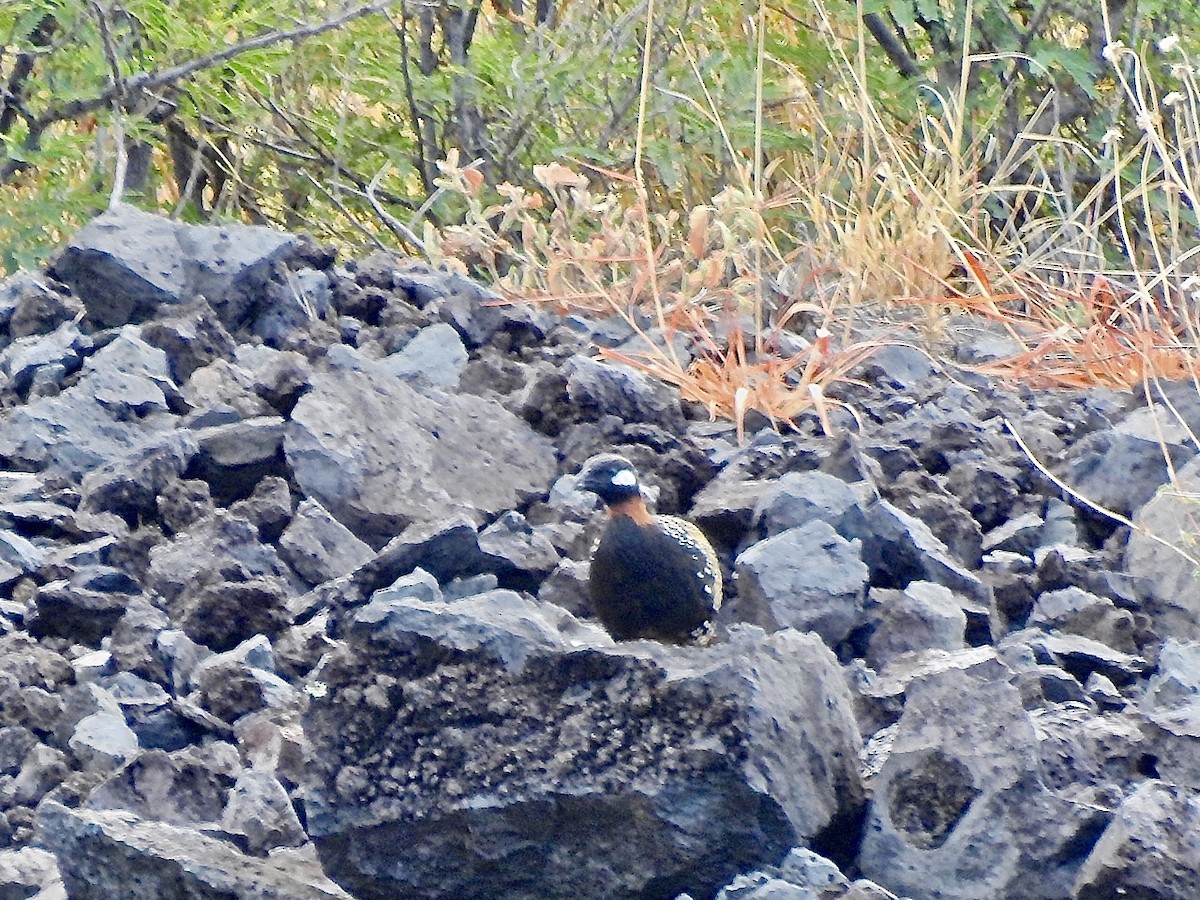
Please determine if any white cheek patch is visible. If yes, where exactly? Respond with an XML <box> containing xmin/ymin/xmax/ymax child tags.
<box><xmin>611</xmin><ymin>470</ymin><xmax>637</xmax><ymax>487</ymax></box>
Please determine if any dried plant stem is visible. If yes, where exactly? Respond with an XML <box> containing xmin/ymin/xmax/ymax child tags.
<box><xmin>1005</xmin><ymin>417</ymin><xmax>1200</xmax><ymax>569</ymax></box>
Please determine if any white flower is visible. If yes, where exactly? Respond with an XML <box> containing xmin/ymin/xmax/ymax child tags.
<box><xmin>1159</xmin><ymin>35</ymin><xmax>1181</xmax><ymax>53</ymax></box>
<box><xmin>1102</xmin><ymin>41</ymin><xmax>1126</xmax><ymax>63</ymax></box>
<box><xmin>1101</xmin><ymin>127</ymin><xmax>1122</xmax><ymax>145</ymax></box>
<box><xmin>1183</xmin><ymin>275</ymin><xmax>1200</xmax><ymax>290</ymax></box>
<box><xmin>1164</xmin><ymin>91</ymin><xmax>1185</xmax><ymax>107</ymax></box>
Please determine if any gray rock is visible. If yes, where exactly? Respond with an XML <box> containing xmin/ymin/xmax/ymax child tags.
<box><xmin>1</xmin><ymin>269</ymin><xmax>78</xmax><ymax>333</ymax></box>
<box><xmin>233</xmin><ymin>707</ymin><xmax>307</xmax><ymax>786</ymax></box>
<box><xmin>50</xmin><ymin>205</ymin><xmax>189</xmax><ymax>326</ymax></box>
<box><xmin>1138</xmin><ymin>639</ymin><xmax>1200</xmax><ymax>789</ymax></box>
<box><xmin>106</xmin><ymin>596</ymin><xmax>170</xmax><ymax>685</ymax></box>
<box><xmin>1030</xmin><ymin>703</ymin><xmax>1147</xmax><ymax>798</ymax></box>
<box><xmin>734</xmin><ymin>521</ymin><xmax>869</xmax><ymax>646</ymax></box>
<box><xmin>536</xmin><ymin>558</ymin><xmax>591</xmax><ymax>619</ymax></box>
<box><xmin>181</xmin><ymin>359</ymin><xmax>275</xmax><ymax>420</ymax></box>
<box><xmin>68</xmin><ymin>687</ymin><xmax>139</xmax><ymax>773</ymax></box>
<box><xmin>857</xmin><ymin>344</ymin><xmax>938</xmax><ymax>390</ymax></box>
<box><xmin>271</xmin><ymin>613</ymin><xmax>335</xmax><ymax>686</ymax></box>
<box><xmin>221</xmin><ymin>770</ymin><xmax>306</xmax><ymax>854</ymax></box>
<box><xmin>477</xmin><ymin>511</ymin><xmax>561</xmax><ymax>590</ymax></box>
<box><xmin>279</xmin><ymin>499</ymin><xmax>374</xmax><ymax>588</ymax></box>
<box><xmin>943</xmin><ymin>459</ymin><xmax>1022</xmax><ymax>533</ymax></box>
<box><xmin>140</xmin><ymin>298</ymin><xmax>237</xmax><ymax>383</ymax></box>
<box><xmin>1021</xmin><ymin>630</ymin><xmax>1148</xmax><ymax>687</ymax></box>
<box><xmin>303</xmin><ymin>594</ymin><xmax>863</xmax><ymax>900</ymax></box>
<box><xmin>85</xmin><ymin>748</ymin><xmax>230</xmax><ymax>825</ymax></box>
<box><xmin>29</xmin><ymin>574</ymin><xmax>133</xmax><ymax>646</ymax></box>
<box><xmin>229</xmin><ymin>475</ymin><xmax>294</xmax><ymax>543</ymax></box>
<box><xmin>189</xmin><ymin>637</ymin><xmax>296</xmax><ymax>724</ymax></box>
<box><xmin>855</xmin><ymin>647</ymin><xmax>1005</xmax><ymax>714</ymax></box>
<box><xmin>372</xmin><ymin>566</ymin><xmax>444</xmax><ymax>605</ymax></box>
<box><xmin>51</xmin><ymin>204</ymin><xmax>297</xmax><ymax>329</ymax></box>
<box><xmin>147</xmin><ymin>512</ymin><xmax>296</xmax><ymax>651</ymax></box>
<box><xmin>0</xmin><ymin>727</ymin><xmax>39</xmax><ymax>777</ymax></box>
<box><xmin>981</xmin><ymin>512</ymin><xmax>1044</xmax><ymax>555</ymax></box>
<box><xmin>78</xmin><ymin>431</ymin><xmax>198</xmax><ymax>528</ymax></box>
<box><xmin>0</xmin><ymin>531</ymin><xmax>42</xmax><ymax>575</ymax></box>
<box><xmin>0</xmin><ymin>323</ymin><xmax>87</xmax><ymax>396</ymax></box>
<box><xmin>1073</xmin><ymin>781</ymin><xmax>1200</xmax><ymax>898</ymax></box>
<box><xmin>187</xmin><ymin>416</ymin><xmax>288</xmax><ymax>502</ymax></box>
<box><xmin>156</xmin><ymin>478</ymin><xmax>215</xmax><ymax>536</ymax></box>
<box><xmin>865</xmin><ymin>582</ymin><xmax>967</xmax><ymax>671</ymax></box>
<box><xmin>0</xmin><ymin>846</ymin><xmax>62</xmax><ymax>899</ymax></box>
<box><xmin>1124</xmin><ymin>454</ymin><xmax>1200</xmax><ymax>641</ymax></box>
<box><xmin>252</xmin><ymin>267</ymin><xmax>334</xmax><ymax>346</ymax></box>
<box><xmin>1061</xmin><ymin>429</ymin><xmax>1195</xmax><ymax>520</ymax></box>
<box><xmin>380</xmin><ymin>322</ymin><xmax>468</xmax><ymax>388</ymax></box>
<box><xmin>1027</xmin><ymin>587</ymin><xmax>1137</xmax><ymax>653</ymax></box>
<box><xmin>9</xmin><ymin>744</ymin><xmax>69</xmax><ymax>807</ymax></box>
<box><xmin>885</xmin><ymin>471</ymin><xmax>983</xmax><ymax>567</ymax></box>
<box><xmin>36</xmin><ymin>800</ymin><xmax>351</xmax><ymax>899</ymax></box>
<box><xmin>564</xmin><ymin>355</ymin><xmax>686</xmax><ymax>433</ymax></box>
<box><xmin>0</xmin><ymin>355</ymin><xmax>177</xmax><ymax>481</ymax></box>
<box><xmin>842</xmin><ymin>499</ymin><xmax>992</xmax><ymax>606</ymax></box>
<box><xmin>1084</xmin><ymin>673</ymin><xmax>1126</xmax><ymax>711</ymax></box>
<box><xmin>859</xmin><ymin>666</ymin><xmax>1111</xmax><ymax>899</ymax></box>
<box><xmin>286</xmin><ymin>368</ymin><xmax>556</xmax><ymax>547</ymax></box>
<box><xmin>295</xmin><ymin>516</ymin><xmax>494</xmax><ymax>624</ymax></box>
<box><xmin>689</xmin><ymin>475</ymin><xmax>772</xmax><ymax>548</ymax></box>
<box><xmin>752</xmin><ymin>471</ymin><xmax>861</xmax><ymax>539</ymax></box>
<box><xmin>1039</xmin><ymin>498</ymin><xmax>1079</xmax><ymax>548</ymax></box>
<box><xmin>716</xmin><ymin>846</ymin><xmax>859</xmax><ymax>899</ymax></box>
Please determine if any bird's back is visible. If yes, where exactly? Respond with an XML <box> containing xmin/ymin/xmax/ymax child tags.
<box><xmin>588</xmin><ymin>515</ymin><xmax>720</xmax><ymax>642</ymax></box>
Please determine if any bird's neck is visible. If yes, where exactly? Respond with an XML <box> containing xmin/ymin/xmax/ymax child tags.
<box><xmin>607</xmin><ymin>495</ymin><xmax>654</xmax><ymax>525</ymax></box>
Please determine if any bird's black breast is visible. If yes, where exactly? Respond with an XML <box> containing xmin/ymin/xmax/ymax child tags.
<box><xmin>588</xmin><ymin>516</ymin><xmax>719</xmax><ymax>642</ymax></box>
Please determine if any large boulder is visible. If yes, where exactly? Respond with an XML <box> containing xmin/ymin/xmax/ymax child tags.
<box><xmin>50</xmin><ymin>203</ymin><xmax>297</xmax><ymax>329</ymax></box>
<box><xmin>858</xmin><ymin>666</ymin><xmax>1112</xmax><ymax>899</ymax></box>
<box><xmin>302</xmin><ymin>592</ymin><xmax>863</xmax><ymax>899</ymax></box>
<box><xmin>285</xmin><ymin>367</ymin><xmax>557</xmax><ymax>547</ymax></box>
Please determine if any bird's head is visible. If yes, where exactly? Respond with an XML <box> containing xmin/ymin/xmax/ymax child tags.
<box><xmin>576</xmin><ymin>453</ymin><xmax>642</xmax><ymax>506</ymax></box>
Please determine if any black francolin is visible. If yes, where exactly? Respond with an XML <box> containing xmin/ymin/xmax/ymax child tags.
<box><xmin>577</xmin><ymin>453</ymin><xmax>722</xmax><ymax>643</ymax></box>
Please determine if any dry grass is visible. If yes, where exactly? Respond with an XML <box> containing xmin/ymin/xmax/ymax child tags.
<box><xmin>425</xmin><ymin>8</ymin><xmax>1200</xmax><ymax>438</ymax></box>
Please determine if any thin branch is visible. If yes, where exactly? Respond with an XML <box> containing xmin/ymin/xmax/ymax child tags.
<box><xmin>384</xmin><ymin>7</ymin><xmax>434</xmax><ymax>194</ymax></box>
<box><xmin>301</xmin><ymin>170</ymin><xmax>388</xmax><ymax>251</ymax></box>
<box><xmin>88</xmin><ymin>1</ymin><xmax>126</xmax><ymax>99</ymax></box>
<box><xmin>363</xmin><ymin>162</ymin><xmax>428</xmax><ymax>257</ymax></box>
<box><xmin>3</xmin><ymin>0</ymin><xmax>410</xmax><ymax>182</ymax></box>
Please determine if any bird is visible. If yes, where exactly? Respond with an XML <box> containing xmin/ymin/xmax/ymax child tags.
<box><xmin>576</xmin><ymin>453</ymin><xmax>722</xmax><ymax>643</ymax></box>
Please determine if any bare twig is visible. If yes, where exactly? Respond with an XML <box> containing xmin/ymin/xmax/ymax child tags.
<box><xmin>363</xmin><ymin>162</ymin><xmax>428</xmax><ymax>257</ymax></box>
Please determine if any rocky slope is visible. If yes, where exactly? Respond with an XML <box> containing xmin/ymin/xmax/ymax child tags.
<box><xmin>0</xmin><ymin>204</ymin><xmax>1198</xmax><ymax>898</ymax></box>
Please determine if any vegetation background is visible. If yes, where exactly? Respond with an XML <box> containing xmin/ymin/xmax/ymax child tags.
<box><xmin>3</xmin><ymin>0</ymin><xmax>1200</xmax><ymax>419</ymax></box>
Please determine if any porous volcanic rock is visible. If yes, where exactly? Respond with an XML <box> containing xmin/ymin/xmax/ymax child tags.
<box><xmin>303</xmin><ymin>591</ymin><xmax>863</xmax><ymax>900</ymax></box>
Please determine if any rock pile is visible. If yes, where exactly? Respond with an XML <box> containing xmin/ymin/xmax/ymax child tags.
<box><xmin>0</xmin><ymin>204</ymin><xmax>1197</xmax><ymax>898</ymax></box>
